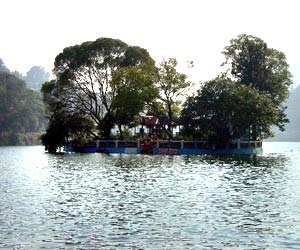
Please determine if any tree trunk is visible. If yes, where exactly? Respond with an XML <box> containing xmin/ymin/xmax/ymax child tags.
<box><xmin>252</xmin><ymin>125</ymin><xmax>257</xmax><ymax>140</ymax></box>
<box><xmin>102</xmin><ymin>126</ymin><xmax>111</xmax><ymax>139</ymax></box>
<box><xmin>157</xmin><ymin>123</ymin><xmax>173</xmax><ymax>139</ymax></box>
<box><xmin>98</xmin><ymin>121</ymin><xmax>113</xmax><ymax>139</ymax></box>
<box><xmin>100</xmin><ymin>112</ymin><xmax>114</xmax><ymax>139</ymax></box>
<box><xmin>167</xmin><ymin>103</ymin><xmax>173</xmax><ymax>139</ymax></box>
<box><xmin>118</xmin><ymin>124</ymin><xmax>123</xmax><ymax>139</ymax></box>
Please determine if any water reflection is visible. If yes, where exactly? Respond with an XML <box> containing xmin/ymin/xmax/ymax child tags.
<box><xmin>0</xmin><ymin>144</ymin><xmax>300</xmax><ymax>249</ymax></box>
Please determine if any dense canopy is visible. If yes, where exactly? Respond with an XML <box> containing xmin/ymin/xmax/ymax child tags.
<box><xmin>181</xmin><ymin>77</ymin><xmax>283</xmax><ymax>143</ymax></box>
<box><xmin>41</xmin><ymin>37</ymin><xmax>159</xmax><ymax>150</ymax></box>
<box><xmin>181</xmin><ymin>34</ymin><xmax>292</xmax><ymax>143</ymax></box>
<box><xmin>223</xmin><ymin>34</ymin><xmax>292</xmax><ymax>106</ymax></box>
<box><xmin>40</xmin><ymin>34</ymin><xmax>292</xmax><ymax>152</ymax></box>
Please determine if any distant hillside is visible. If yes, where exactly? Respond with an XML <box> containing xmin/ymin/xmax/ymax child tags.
<box><xmin>0</xmin><ymin>58</ymin><xmax>50</xmax><ymax>92</ymax></box>
<box><xmin>0</xmin><ymin>72</ymin><xmax>46</xmax><ymax>145</ymax></box>
<box><xmin>268</xmin><ymin>86</ymin><xmax>300</xmax><ymax>141</ymax></box>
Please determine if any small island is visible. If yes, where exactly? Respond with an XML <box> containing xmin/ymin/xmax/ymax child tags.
<box><xmin>41</xmin><ymin>35</ymin><xmax>292</xmax><ymax>155</ymax></box>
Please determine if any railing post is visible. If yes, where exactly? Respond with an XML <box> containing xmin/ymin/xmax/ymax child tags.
<box><xmin>181</xmin><ymin>140</ymin><xmax>184</xmax><ymax>149</ymax></box>
<box><xmin>237</xmin><ymin>139</ymin><xmax>240</xmax><ymax>149</ymax></box>
<box><xmin>137</xmin><ymin>139</ymin><xmax>140</xmax><ymax>149</ymax></box>
<box><xmin>157</xmin><ymin>140</ymin><xmax>159</xmax><ymax>149</ymax></box>
<box><xmin>115</xmin><ymin>140</ymin><xmax>119</xmax><ymax>148</ymax></box>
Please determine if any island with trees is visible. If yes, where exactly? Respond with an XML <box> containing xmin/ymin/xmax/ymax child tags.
<box><xmin>40</xmin><ymin>34</ymin><xmax>292</xmax><ymax>154</ymax></box>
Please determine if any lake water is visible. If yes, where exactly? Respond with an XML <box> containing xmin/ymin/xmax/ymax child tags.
<box><xmin>0</xmin><ymin>142</ymin><xmax>300</xmax><ymax>249</ymax></box>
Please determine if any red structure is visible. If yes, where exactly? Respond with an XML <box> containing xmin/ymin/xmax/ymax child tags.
<box><xmin>140</xmin><ymin>116</ymin><xmax>176</xmax><ymax>138</ymax></box>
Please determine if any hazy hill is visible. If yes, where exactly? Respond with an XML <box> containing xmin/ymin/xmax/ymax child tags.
<box><xmin>0</xmin><ymin>59</ymin><xmax>47</xmax><ymax>145</ymax></box>
<box><xmin>269</xmin><ymin>86</ymin><xmax>300</xmax><ymax>141</ymax></box>
<box><xmin>0</xmin><ymin>58</ymin><xmax>50</xmax><ymax>92</ymax></box>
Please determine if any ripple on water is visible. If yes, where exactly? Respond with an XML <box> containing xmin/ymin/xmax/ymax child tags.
<box><xmin>0</xmin><ymin>144</ymin><xmax>300</xmax><ymax>249</ymax></box>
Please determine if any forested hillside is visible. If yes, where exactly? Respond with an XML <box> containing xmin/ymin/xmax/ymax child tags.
<box><xmin>0</xmin><ymin>70</ymin><xmax>46</xmax><ymax>145</ymax></box>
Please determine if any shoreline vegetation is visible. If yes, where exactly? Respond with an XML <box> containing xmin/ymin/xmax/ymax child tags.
<box><xmin>40</xmin><ymin>34</ymin><xmax>292</xmax><ymax>153</ymax></box>
<box><xmin>0</xmin><ymin>132</ymin><xmax>42</xmax><ymax>146</ymax></box>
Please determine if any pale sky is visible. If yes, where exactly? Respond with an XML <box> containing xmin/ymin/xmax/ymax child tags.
<box><xmin>1</xmin><ymin>0</ymin><xmax>299</xmax><ymax>85</ymax></box>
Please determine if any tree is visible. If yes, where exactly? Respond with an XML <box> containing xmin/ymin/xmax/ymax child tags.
<box><xmin>181</xmin><ymin>77</ymin><xmax>284</xmax><ymax>143</ymax></box>
<box><xmin>45</xmin><ymin>37</ymin><xmax>155</xmax><ymax>140</ymax></box>
<box><xmin>223</xmin><ymin>35</ymin><xmax>292</xmax><ymax>101</ymax></box>
<box><xmin>156</xmin><ymin>58</ymin><xmax>191</xmax><ymax>138</ymax></box>
<box><xmin>111</xmin><ymin>63</ymin><xmax>158</xmax><ymax>138</ymax></box>
<box><xmin>41</xmin><ymin>112</ymin><xmax>94</xmax><ymax>153</ymax></box>
<box><xmin>222</xmin><ymin>34</ymin><xmax>292</xmax><ymax>133</ymax></box>
<box><xmin>41</xmin><ymin>79</ymin><xmax>97</xmax><ymax>152</ymax></box>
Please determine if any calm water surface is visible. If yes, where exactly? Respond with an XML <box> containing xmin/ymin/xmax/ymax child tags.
<box><xmin>0</xmin><ymin>142</ymin><xmax>300</xmax><ymax>249</ymax></box>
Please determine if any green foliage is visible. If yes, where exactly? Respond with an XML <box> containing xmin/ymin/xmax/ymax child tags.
<box><xmin>181</xmin><ymin>77</ymin><xmax>284</xmax><ymax>143</ymax></box>
<box><xmin>41</xmin><ymin>80</ymin><xmax>96</xmax><ymax>152</ymax></box>
<box><xmin>41</xmin><ymin>80</ymin><xmax>56</xmax><ymax>98</ymax></box>
<box><xmin>220</xmin><ymin>34</ymin><xmax>292</xmax><ymax>137</ymax></box>
<box><xmin>156</xmin><ymin>58</ymin><xmax>191</xmax><ymax>136</ymax></box>
<box><xmin>111</xmin><ymin>62</ymin><xmax>159</xmax><ymax>135</ymax></box>
<box><xmin>121</xmin><ymin>46</ymin><xmax>155</xmax><ymax>67</ymax></box>
<box><xmin>41</xmin><ymin>80</ymin><xmax>58</xmax><ymax>114</ymax></box>
<box><xmin>40</xmin><ymin>34</ymin><xmax>292</xmax><ymax>149</ymax></box>
<box><xmin>41</xmin><ymin>113</ymin><xmax>95</xmax><ymax>153</ymax></box>
<box><xmin>0</xmin><ymin>72</ymin><xmax>46</xmax><ymax>145</ymax></box>
<box><xmin>49</xmin><ymin>37</ymin><xmax>155</xmax><ymax>140</ymax></box>
<box><xmin>222</xmin><ymin>34</ymin><xmax>292</xmax><ymax>105</ymax></box>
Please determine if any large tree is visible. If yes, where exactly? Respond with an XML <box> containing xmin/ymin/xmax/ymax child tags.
<box><xmin>46</xmin><ymin>37</ymin><xmax>156</xmax><ymax>139</ymax></box>
<box><xmin>41</xmin><ymin>80</ymin><xmax>96</xmax><ymax>152</ymax></box>
<box><xmin>156</xmin><ymin>58</ymin><xmax>191</xmax><ymax>138</ymax></box>
<box><xmin>111</xmin><ymin>63</ymin><xmax>159</xmax><ymax>138</ymax></box>
<box><xmin>223</xmin><ymin>35</ymin><xmax>292</xmax><ymax>101</ymax></box>
<box><xmin>181</xmin><ymin>77</ymin><xmax>282</xmax><ymax>143</ymax></box>
<box><xmin>222</xmin><ymin>34</ymin><xmax>292</xmax><ymax>116</ymax></box>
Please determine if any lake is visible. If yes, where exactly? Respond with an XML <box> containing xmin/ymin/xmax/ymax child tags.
<box><xmin>0</xmin><ymin>142</ymin><xmax>300</xmax><ymax>249</ymax></box>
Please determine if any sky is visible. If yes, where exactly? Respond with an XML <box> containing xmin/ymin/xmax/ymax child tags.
<box><xmin>0</xmin><ymin>0</ymin><xmax>299</xmax><ymax>85</ymax></box>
